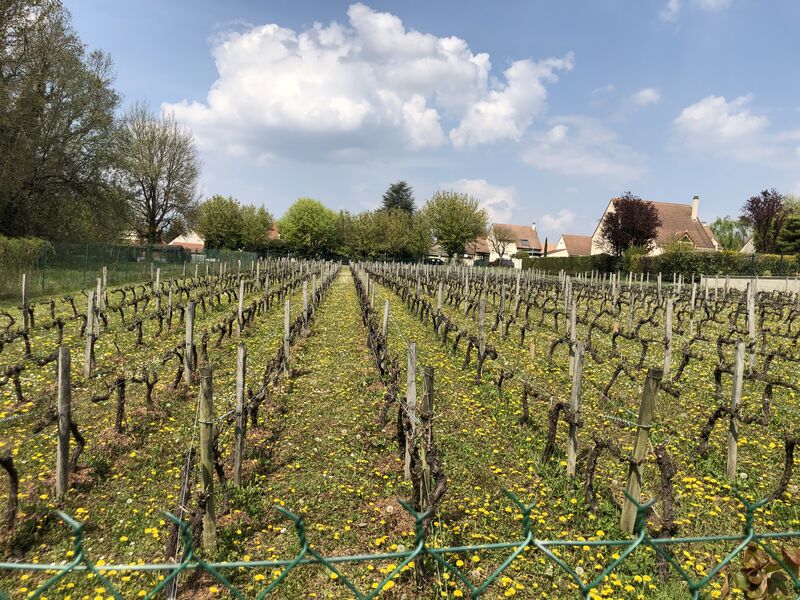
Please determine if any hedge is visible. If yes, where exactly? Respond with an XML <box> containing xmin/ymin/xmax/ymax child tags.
<box><xmin>0</xmin><ymin>235</ymin><xmax>54</xmax><ymax>278</ymax></box>
<box><xmin>523</xmin><ymin>250</ymin><xmax>800</xmax><ymax>277</ymax></box>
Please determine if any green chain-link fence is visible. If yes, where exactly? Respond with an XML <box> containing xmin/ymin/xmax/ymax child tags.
<box><xmin>0</xmin><ymin>243</ymin><xmax>258</xmax><ymax>301</ymax></box>
<box><xmin>2</xmin><ymin>491</ymin><xmax>799</xmax><ymax>599</ymax></box>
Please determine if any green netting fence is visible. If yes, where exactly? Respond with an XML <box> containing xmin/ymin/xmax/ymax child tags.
<box><xmin>1</xmin><ymin>492</ymin><xmax>799</xmax><ymax>599</ymax></box>
<box><xmin>0</xmin><ymin>243</ymin><xmax>258</xmax><ymax>301</ymax></box>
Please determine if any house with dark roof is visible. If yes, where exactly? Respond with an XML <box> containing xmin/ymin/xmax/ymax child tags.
<box><xmin>548</xmin><ymin>234</ymin><xmax>592</xmax><ymax>258</ymax></box>
<box><xmin>590</xmin><ymin>195</ymin><xmax>720</xmax><ymax>256</ymax></box>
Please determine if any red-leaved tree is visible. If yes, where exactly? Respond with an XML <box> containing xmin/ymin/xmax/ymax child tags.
<box><xmin>740</xmin><ymin>189</ymin><xmax>787</xmax><ymax>254</ymax></box>
<box><xmin>599</xmin><ymin>192</ymin><xmax>662</xmax><ymax>256</ymax></box>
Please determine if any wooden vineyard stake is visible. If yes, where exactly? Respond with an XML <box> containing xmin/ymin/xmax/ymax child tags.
<box><xmin>657</xmin><ymin>272</ymin><xmax>662</xmax><ymax>302</ymax></box>
<box><xmin>283</xmin><ymin>299</ymin><xmax>290</xmax><ymax>375</ymax></box>
<box><xmin>83</xmin><ymin>290</ymin><xmax>95</xmax><ymax>379</ymax></box>
<box><xmin>663</xmin><ymin>298</ymin><xmax>673</xmax><ymax>378</ymax></box>
<box><xmin>404</xmin><ymin>341</ymin><xmax>417</xmax><ymax>481</ymax></box>
<box><xmin>419</xmin><ymin>366</ymin><xmax>435</xmax><ymax>509</ymax></box>
<box><xmin>382</xmin><ymin>299</ymin><xmax>390</xmax><ymax>339</ymax></box>
<box><xmin>568</xmin><ymin>298</ymin><xmax>577</xmax><ymax>376</ymax></box>
<box><xmin>747</xmin><ymin>282</ymin><xmax>756</xmax><ymax>371</ymax></box>
<box><xmin>499</xmin><ymin>284</ymin><xmax>506</xmax><ymax>338</ymax></box>
<box><xmin>155</xmin><ymin>269</ymin><xmax>161</xmax><ymax>313</ymax></box>
<box><xmin>56</xmin><ymin>345</ymin><xmax>71</xmax><ymax>499</ymax></box>
<box><xmin>184</xmin><ymin>301</ymin><xmax>195</xmax><ymax>384</ymax></box>
<box><xmin>621</xmin><ymin>367</ymin><xmax>663</xmax><ymax>534</ymax></box>
<box><xmin>727</xmin><ymin>341</ymin><xmax>745</xmax><ymax>481</ymax></box>
<box><xmin>21</xmin><ymin>274</ymin><xmax>29</xmax><ymax>333</ymax></box>
<box><xmin>238</xmin><ymin>278</ymin><xmax>245</xmax><ymax>335</ymax></box>
<box><xmin>234</xmin><ymin>344</ymin><xmax>247</xmax><ymax>486</ymax></box>
<box><xmin>312</xmin><ymin>274</ymin><xmax>317</xmax><ymax>317</ymax></box>
<box><xmin>167</xmin><ymin>283</ymin><xmax>174</xmax><ymax>331</ymax></box>
<box><xmin>566</xmin><ymin>342</ymin><xmax>584</xmax><ymax>477</ymax></box>
<box><xmin>303</xmin><ymin>281</ymin><xmax>309</xmax><ymax>332</ymax></box>
<box><xmin>199</xmin><ymin>367</ymin><xmax>216</xmax><ymax>551</ymax></box>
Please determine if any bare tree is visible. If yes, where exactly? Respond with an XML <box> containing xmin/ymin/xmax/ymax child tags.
<box><xmin>488</xmin><ymin>225</ymin><xmax>515</xmax><ymax>259</ymax></box>
<box><xmin>119</xmin><ymin>103</ymin><xmax>201</xmax><ymax>243</ymax></box>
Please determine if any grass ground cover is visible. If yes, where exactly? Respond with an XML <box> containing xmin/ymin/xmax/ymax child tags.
<box><xmin>363</xmin><ymin>266</ymin><xmax>800</xmax><ymax>598</ymax></box>
<box><xmin>1</xmin><ymin>266</ymin><xmax>799</xmax><ymax>599</ymax></box>
<box><xmin>0</xmin><ymin>270</ymin><xmax>315</xmax><ymax>598</ymax></box>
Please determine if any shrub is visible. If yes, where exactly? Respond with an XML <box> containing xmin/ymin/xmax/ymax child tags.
<box><xmin>0</xmin><ymin>236</ymin><xmax>54</xmax><ymax>277</ymax></box>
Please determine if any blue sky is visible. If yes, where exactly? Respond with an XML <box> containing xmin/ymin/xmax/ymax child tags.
<box><xmin>66</xmin><ymin>0</ymin><xmax>800</xmax><ymax>243</ymax></box>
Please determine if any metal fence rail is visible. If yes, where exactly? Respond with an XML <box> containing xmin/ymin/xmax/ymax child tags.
<box><xmin>1</xmin><ymin>491</ymin><xmax>799</xmax><ymax>599</ymax></box>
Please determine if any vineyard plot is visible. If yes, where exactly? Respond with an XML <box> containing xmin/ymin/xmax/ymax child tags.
<box><xmin>1</xmin><ymin>264</ymin><xmax>800</xmax><ymax>599</ymax></box>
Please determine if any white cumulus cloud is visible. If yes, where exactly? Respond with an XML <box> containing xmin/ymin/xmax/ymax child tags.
<box><xmin>630</xmin><ymin>87</ymin><xmax>661</xmax><ymax>106</ymax></box>
<box><xmin>661</xmin><ymin>0</ymin><xmax>733</xmax><ymax>21</ymax></box>
<box><xmin>540</xmin><ymin>209</ymin><xmax>575</xmax><ymax>232</ymax></box>
<box><xmin>442</xmin><ymin>178</ymin><xmax>517</xmax><ymax>223</ymax></box>
<box><xmin>673</xmin><ymin>95</ymin><xmax>800</xmax><ymax>168</ymax></box>
<box><xmin>164</xmin><ymin>4</ymin><xmax>573</xmax><ymax>161</ymax></box>
<box><xmin>449</xmin><ymin>54</ymin><xmax>574</xmax><ymax>148</ymax></box>
<box><xmin>521</xmin><ymin>116</ymin><xmax>646</xmax><ymax>182</ymax></box>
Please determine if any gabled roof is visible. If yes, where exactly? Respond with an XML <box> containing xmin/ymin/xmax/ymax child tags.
<box><xmin>492</xmin><ymin>223</ymin><xmax>541</xmax><ymax>250</ymax></box>
<box><xmin>466</xmin><ymin>236</ymin><xmax>491</xmax><ymax>255</ymax></box>
<box><xmin>591</xmin><ymin>198</ymin><xmax>718</xmax><ymax>251</ymax></box>
<box><xmin>559</xmin><ymin>234</ymin><xmax>592</xmax><ymax>256</ymax></box>
<box><xmin>168</xmin><ymin>230</ymin><xmax>205</xmax><ymax>252</ymax></box>
<box><xmin>652</xmin><ymin>202</ymin><xmax>716</xmax><ymax>250</ymax></box>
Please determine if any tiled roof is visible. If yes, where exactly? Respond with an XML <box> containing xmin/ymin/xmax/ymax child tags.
<box><xmin>492</xmin><ymin>223</ymin><xmax>541</xmax><ymax>250</ymax></box>
<box><xmin>560</xmin><ymin>234</ymin><xmax>592</xmax><ymax>256</ymax></box>
<box><xmin>466</xmin><ymin>236</ymin><xmax>491</xmax><ymax>255</ymax></box>
<box><xmin>651</xmin><ymin>202</ymin><xmax>717</xmax><ymax>250</ymax></box>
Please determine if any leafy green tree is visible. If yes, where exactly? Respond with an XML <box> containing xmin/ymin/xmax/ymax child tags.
<box><xmin>195</xmin><ymin>195</ymin><xmax>243</xmax><ymax>249</ymax></box>
<box><xmin>0</xmin><ymin>0</ymin><xmax>124</xmax><ymax>240</ymax></box>
<box><xmin>407</xmin><ymin>212</ymin><xmax>433</xmax><ymax>260</ymax></box>
<box><xmin>382</xmin><ymin>181</ymin><xmax>415</xmax><ymax>213</ymax></box>
<box><xmin>119</xmin><ymin>102</ymin><xmax>201</xmax><ymax>243</ymax></box>
<box><xmin>777</xmin><ymin>214</ymin><xmax>800</xmax><ymax>255</ymax></box>
<box><xmin>279</xmin><ymin>198</ymin><xmax>338</xmax><ymax>256</ymax></box>
<box><xmin>422</xmin><ymin>191</ymin><xmax>488</xmax><ymax>260</ymax></box>
<box><xmin>240</xmin><ymin>205</ymin><xmax>274</xmax><ymax>252</ymax></box>
<box><xmin>336</xmin><ymin>208</ymin><xmax>431</xmax><ymax>261</ymax></box>
<box><xmin>709</xmin><ymin>216</ymin><xmax>751</xmax><ymax>251</ymax></box>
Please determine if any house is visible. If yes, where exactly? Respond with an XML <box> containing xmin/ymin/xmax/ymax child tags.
<box><xmin>168</xmin><ymin>230</ymin><xmax>205</xmax><ymax>253</ymax></box>
<box><xmin>590</xmin><ymin>195</ymin><xmax>719</xmax><ymax>256</ymax></box>
<box><xmin>486</xmin><ymin>223</ymin><xmax>542</xmax><ymax>259</ymax></box>
<box><xmin>548</xmin><ymin>234</ymin><xmax>592</xmax><ymax>258</ymax></box>
<box><xmin>740</xmin><ymin>237</ymin><xmax>755</xmax><ymax>254</ymax></box>
<box><xmin>463</xmin><ymin>237</ymin><xmax>491</xmax><ymax>262</ymax></box>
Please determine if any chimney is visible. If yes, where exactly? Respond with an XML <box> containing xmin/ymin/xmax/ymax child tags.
<box><xmin>691</xmin><ymin>195</ymin><xmax>699</xmax><ymax>220</ymax></box>
<box><xmin>531</xmin><ymin>222</ymin><xmax>537</xmax><ymax>231</ymax></box>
